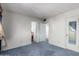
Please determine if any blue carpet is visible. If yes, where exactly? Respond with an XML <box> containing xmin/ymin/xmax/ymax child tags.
<box><xmin>0</xmin><ymin>41</ymin><xmax>79</xmax><ymax>56</ymax></box>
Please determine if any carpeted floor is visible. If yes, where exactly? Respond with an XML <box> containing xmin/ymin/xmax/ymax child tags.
<box><xmin>0</xmin><ymin>41</ymin><xmax>79</xmax><ymax>56</ymax></box>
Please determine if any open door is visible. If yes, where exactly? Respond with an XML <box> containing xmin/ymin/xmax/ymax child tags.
<box><xmin>31</xmin><ymin>21</ymin><xmax>37</xmax><ymax>42</ymax></box>
<box><xmin>66</xmin><ymin>17</ymin><xmax>79</xmax><ymax>51</ymax></box>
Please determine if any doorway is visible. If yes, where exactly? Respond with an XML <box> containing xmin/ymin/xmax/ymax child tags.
<box><xmin>31</xmin><ymin>21</ymin><xmax>37</xmax><ymax>42</ymax></box>
<box><xmin>46</xmin><ymin>23</ymin><xmax>49</xmax><ymax>41</ymax></box>
<box><xmin>66</xmin><ymin>17</ymin><xmax>78</xmax><ymax>51</ymax></box>
<box><xmin>31</xmin><ymin>22</ymin><xmax>49</xmax><ymax>43</ymax></box>
<box><xmin>38</xmin><ymin>23</ymin><xmax>49</xmax><ymax>42</ymax></box>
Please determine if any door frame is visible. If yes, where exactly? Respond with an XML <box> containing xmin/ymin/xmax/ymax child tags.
<box><xmin>31</xmin><ymin>21</ymin><xmax>37</xmax><ymax>42</ymax></box>
<box><xmin>65</xmin><ymin>17</ymin><xmax>79</xmax><ymax>52</ymax></box>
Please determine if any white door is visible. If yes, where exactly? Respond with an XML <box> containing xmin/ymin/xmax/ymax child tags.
<box><xmin>36</xmin><ymin>22</ymin><xmax>40</xmax><ymax>42</ymax></box>
<box><xmin>46</xmin><ymin>23</ymin><xmax>49</xmax><ymax>39</ymax></box>
<box><xmin>66</xmin><ymin>17</ymin><xmax>79</xmax><ymax>51</ymax></box>
<box><xmin>39</xmin><ymin>23</ymin><xmax>46</xmax><ymax>42</ymax></box>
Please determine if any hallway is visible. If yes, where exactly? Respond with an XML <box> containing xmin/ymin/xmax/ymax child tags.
<box><xmin>0</xmin><ymin>41</ymin><xmax>79</xmax><ymax>56</ymax></box>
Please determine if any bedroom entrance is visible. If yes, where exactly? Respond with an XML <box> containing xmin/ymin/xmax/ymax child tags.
<box><xmin>31</xmin><ymin>21</ymin><xmax>37</xmax><ymax>42</ymax></box>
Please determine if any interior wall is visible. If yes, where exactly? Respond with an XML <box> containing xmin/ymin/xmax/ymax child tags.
<box><xmin>48</xmin><ymin>8</ymin><xmax>79</xmax><ymax>52</ymax></box>
<box><xmin>2</xmin><ymin>11</ymin><xmax>42</xmax><ymax>51</ymax></box>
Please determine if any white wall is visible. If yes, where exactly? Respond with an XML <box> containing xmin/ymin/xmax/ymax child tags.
<box><xmin>2</xmin><ymin>11</ymin><xmax>42</xmax><ymax>51</ymax></box>
<box><xmin>48</xmin><ymin>8</ymin><xmax>79</xmax><ymax>52</ymax></box>
<box><xmin>48</xmin><ymin>17</ymin><xmax>66</xmax><ymax>48</ymax></box>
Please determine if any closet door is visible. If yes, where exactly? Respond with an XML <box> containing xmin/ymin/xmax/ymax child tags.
<box><xmin>66</xmin><ymin>17</ymin><xmax>79</xmax><ymax>51</ymax></box>
<box><xmin>39</xmin><ymin>23</ymin><xmax>46</xmax><ymax>42</ymax></box>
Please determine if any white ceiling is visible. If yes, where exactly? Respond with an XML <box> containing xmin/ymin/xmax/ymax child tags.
<box><xmin>2</xmin><ymin>3</ymin><xmax>79</xmax><ymax>19</ymax></box>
